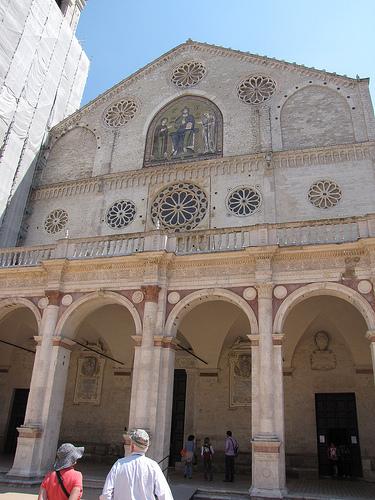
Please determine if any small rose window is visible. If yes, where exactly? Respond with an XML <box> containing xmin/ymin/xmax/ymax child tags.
<box><xmin>106</xmin><ymin>200</ymin><xmax>136</xmax><ymax>228</ymax></box>
<box><xmin>237</xmin><ymin>75</ymin><xmax>276</xmax><ymax>104</ymax></box>
<box><xmin>103</xmin><ymin>99</ymin><xmax>138</xmax><ymax>128</ymax></box>
<box><xmin>227</xmin><ymin>186</ymin><xmax>262</xmax><ymax>216</ymax></box>
<box><xmin>171</xmin><ymin>61</ymin><xmax>207</xmax><ymax>88</ymax></box>
<box><xmin>44</xmin><ymin>209</ymin><xmax>68</xmax><ymax>234</ymax></box>
<box><xmin>308</xmin><ymin>180</ymin><xmax>342</xmax><ymax>209</ymax></box>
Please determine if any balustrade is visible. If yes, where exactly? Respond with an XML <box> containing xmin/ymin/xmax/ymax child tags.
<box><xmin>0</xmin><ymin>217</ymin><xmax>372</xmax><ymax>267</ymax></box>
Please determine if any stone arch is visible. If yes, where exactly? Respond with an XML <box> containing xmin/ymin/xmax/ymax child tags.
<box><xmin>273</xmin><ymin>282</ymin><xmax>375</xmax><ymax>334</ymax></box>
<box><xmin>280</xmin><ymin>85</ymin><xmax>355</xmax><ymax>149</ymax></box>
<box><xmin>0</xmin><ymin>297</ymin><xmax>41</xmax><ymax>329</ymax></box>
<box><xmin>55</xmin><ymin>291</ymin><xmax>142</xmax><ymax>338</ymax></box>
<box><xmin>40</xmin><ymin>126</ymin><xmax>97</xmax><ymax>185</ymax></box>
<box><xmin>165</xmin><ymin>288</ymin><xmax>258</xmax><ymax>337</ymax></box>
<box><xmin>144</xmin><ymin>94</ymin><xmax>223</xmax><ymax>167</ymax></box>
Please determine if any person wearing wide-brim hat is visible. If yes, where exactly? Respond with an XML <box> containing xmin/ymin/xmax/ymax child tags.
<box><xmin>38</xmin><ymin>443</ymin><xmax>84</xmax><ymax>500</ymax></box>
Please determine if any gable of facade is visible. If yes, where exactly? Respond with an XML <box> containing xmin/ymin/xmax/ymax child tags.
<box><xmin>21</xmin><ymin>41</ymin><xmax>375</xmax><ymax>248</ymax></box>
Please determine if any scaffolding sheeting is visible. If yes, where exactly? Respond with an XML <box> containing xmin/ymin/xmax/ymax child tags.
<box><xmin>0</xmin><ymin>0</ymin><xmax>89</xmax><ymax>246</ymax></box>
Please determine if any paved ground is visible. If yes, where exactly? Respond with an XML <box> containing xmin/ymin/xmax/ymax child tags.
<box><xmin>1</xmin><ymin>459</ymin><xmax>375</xmax><ymax>499</ymax></box>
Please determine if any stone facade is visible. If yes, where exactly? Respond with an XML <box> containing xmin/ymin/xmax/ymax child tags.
<box><xmin>1</xmin><ymin>41</ymin><xmax>375</xmax><ymax>498</ymax></box>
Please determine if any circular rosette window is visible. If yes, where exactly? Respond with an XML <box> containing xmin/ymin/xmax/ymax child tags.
<box><xmin>103</xmin><ymin>99</ymin><xmax>138</xmax><ymax>128</ymax></box>
<box><xmin>171</xmin><ymin>61</ymin><xmax>207</xmax><ymax>88</ymax></box>
<box><xmin>106</xmin><ymin>200</ymin><xmax>136</xmax><ymax>229</ymax></box>
<box><xmin>44</xmin><ymin>208</ymin><xmax>68</xmax><ymax>234</ymax></box>
<box><xmin>237</xmin><ymin>75</ymin><xmax>276</xmax><ymax>105</ymax></box>
<box><xmin>151</xmin><ymin>183</ymin><xmax>208</xmax><ymax>231</ymax></box>
<box><xmin>227</xmin><ymin>186</ymin><xmax>262</xmax><ymax>216</ymax></box>
<box><xmin>308</xmin><ymin>180</ymin><xmax>342</xmax><ymax>209</ymax></box>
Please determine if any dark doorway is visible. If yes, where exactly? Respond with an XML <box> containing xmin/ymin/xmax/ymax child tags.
<box><xmin>4</xmin><ymin>389</ymin><xmax>29</xmax><ymax>454</ymax></box>
<box><xmin>315</xmin><ymin>393</ymin><xmax>362</xmax><ymax>477</ymax></box>
<box><xmin>169</xmin><ymin>369</ymin><xmax>187</xmax><ymax>466</ymax></box>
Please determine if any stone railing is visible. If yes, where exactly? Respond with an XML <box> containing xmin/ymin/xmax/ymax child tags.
<box><xmin>0</xmin><ymin>245</ymin><xmax>55</xmax><ymax>268</ymax></box>
<box><xmin>0</xmin><ymin>216</ymin><xmax>374</xmax><ymax>268</ymax></box>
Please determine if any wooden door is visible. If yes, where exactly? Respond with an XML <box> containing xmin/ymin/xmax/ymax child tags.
<box><xmin>169</xmin><ymin>370</ymin><xmax>187</xmax><ymax>466</ymax></box>
<box><xmin>315</xmin><ymin>393</ymin><xmax>362</xmax><ymax>477</ymax></box>
<box><xmin>4</xmin><ymin>389</ymin><xmax>29</xmax><ymax>454</ymax></box>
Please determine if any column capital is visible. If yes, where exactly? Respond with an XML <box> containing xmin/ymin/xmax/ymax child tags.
<box><xmin>247</xmin><ymin>334</ymin><xmax>259</xmax><ymax>347</ymax></box>
<box><xmin>366</xmin><ymin>330</ymin><xmax>375</xmax><ymax>342</ymax></box>
<box><xmin>33</xmin><ymin>335</ymin><xmax>43</xmax><ymax>346</ymax></box>
<box><xmin>153</xmin><ymin>336</ymin><xmax>177</xmax><ymax>349</ymax></box>
<box><xmin>17</xmin><ymin>425</ymin><xmax>42</xmax><ymax>439</ymax></box>
<box><xmin>141</xmin><ymin>285</ymin><xmax>161</xmax><ymax>303</ymax></box>
<box><xmin>51</xmin><ymin>337</ymin><xmax>75</xmax><ymax>350</ymax></box>
<box><xmin>272</xmin><ymin>333</ymin><xmax>285</xmax><ymax>345</ymax></box>
<box><xmin>256</xmin><ymin>282</ymin><xmax>273</xmax><ymax>299</ymax></box>
<box><xmin>45</xmin><ymin>290</ymin><xmax>63</xmax><ymax>306</ymax></box>
<box><xmin>131</xmin><ymin>335</ymin><xmax>142</xmax><ymax>347</ymax></box>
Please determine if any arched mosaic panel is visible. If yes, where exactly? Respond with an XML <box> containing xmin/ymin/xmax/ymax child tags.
<box><xmin>144</xmin><ymin>96</ymin><xmax>223</xmax><ymax>167</ymax></box>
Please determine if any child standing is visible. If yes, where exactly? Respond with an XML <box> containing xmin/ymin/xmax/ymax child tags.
<box><xmin>201</xmin><ymin>437</ymin><xmax>214</xmax><ymax>481</ymax></box>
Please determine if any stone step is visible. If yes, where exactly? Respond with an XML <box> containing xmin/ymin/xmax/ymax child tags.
<box><xmin>191</xmin><ymin>489</ymin><xmax>249</xmax><ymax>500</ymax></box>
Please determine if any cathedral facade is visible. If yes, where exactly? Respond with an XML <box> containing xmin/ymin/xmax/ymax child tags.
<box><xmin>1</xmin><ymin>38</ymin><xmax>375</xmax><ymax>498</ymax></box>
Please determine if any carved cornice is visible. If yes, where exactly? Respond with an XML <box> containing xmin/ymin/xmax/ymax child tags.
<box><xmin>51</xmin><ymin>40</ymin><xmax>360</xmax><ymax>136</ymax></box>
<box><xmin>31</xmin><ymin>141</ymin><xmax>375</xmax><ymax>202</ymax></box>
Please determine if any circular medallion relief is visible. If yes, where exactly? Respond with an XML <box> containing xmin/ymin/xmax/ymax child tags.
<box><xmin>358</xmin><ymin>280</ymin><xmax>372</xmax><ymax>294</ymax></box>
<box><xmin>227</xmin><ymin>186</ymin><xmax>262</xmax><ymax>216</ymax></box>
<box><xmin>237</xmin><ymin>75</ymin><xmax>276</xmax><ymax>105</ymax></box>
<box><xmin>167</xmin><ymin>291</ymin><xmax>181</xmax><ymax>304</ymax></box>
<box><xmin>106</xmin><ymin>200</ymin><xmax>136</xmax><ymax>229</ymax></box>
<box><xmin>308</xmin><ymin>180</ymin><xmax>342</xmax><ymax>209</ymax></box>
<box><xmin>103</xmin><ymin>99</ymin><xmax>138</xmax><ymax>128</ymax></box>
<box><xmin>243</xmin><ymin>287</ymin><xmax>257</xmax><ymax>301</ymax></box>
<box><xmin>38</xmin><ymin>297</ymin><xmax>49</xmax><ymax>309</ymax></box>
<box><xmin>171</xmin><ymin>61</ymin><xmax>206</xmax><ymax>88</ymax></box>
<box><xmin>61</xmin><ymin>294</ymin><xmax>73</xmax><ymax>306</ymax></box>
<box><xmin>151</xmin><ymin>183</ymin><xmax>208</xmax><ymax>231</ymax></box>
<box><xmin>273</xmin><ymin>285</ymin><xmax>287</xmax><ymax>299</ymax></box>
<box><xmin>131</xmin><ymin>291</ymin><xmax>144</xmax><ymax>304</ymax></box>
<box><xmin>44</xmin><ymin>209</ymin><xmax>68</xmax><ymax>234</ymax></box>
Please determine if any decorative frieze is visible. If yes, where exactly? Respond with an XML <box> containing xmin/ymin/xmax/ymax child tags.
<box><xmin>30</xmin><ymin>141</ymin><xmax>375</xmax><ymax>202</ymax></box>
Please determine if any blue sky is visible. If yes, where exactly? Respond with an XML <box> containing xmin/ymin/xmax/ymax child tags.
<box><xmin>77</xmin><ymin>0</ymin><xmax>375</xmax><ymax>106</ymax></box>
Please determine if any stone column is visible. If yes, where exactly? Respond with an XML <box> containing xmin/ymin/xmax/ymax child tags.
<box><xmin>366</xmin><ymin>331</ymin><xmax>375</xmax><ymax>385</ymax></box>
<box><xmin>250</xmin><ymin>283</ymin><xmax>285</xmax><ymax>499</ymax></box>
<box><xmin>272</xmin><ymin>333</ymin><xmax>286</xmax><ymax>492</ymax></box>
<box><xmin>153</xmin><ymin>337</ymin><xmax>176</xmax><ymax>467</ymax></box>
<box><xmin>9</xmin><ymin>292</ymin><xmax>74</xmax><ymax>477</ymax></box>
<box><xmin>129</xmin><ymin>285</ymin><xmax>175</xmax><ymax>464</ymax></box>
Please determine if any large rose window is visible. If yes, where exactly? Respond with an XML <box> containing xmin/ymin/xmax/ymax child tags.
<box><xmin>151</xmin><ymin>183</ymin><xmax>208</xmax><ymax>231</ymax></box>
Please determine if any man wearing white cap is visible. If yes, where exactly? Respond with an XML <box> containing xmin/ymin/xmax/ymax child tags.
<box><xmin>100</xmin><ymin>429</ymin><xmax>174</xmax><ymax>500</ymax></box>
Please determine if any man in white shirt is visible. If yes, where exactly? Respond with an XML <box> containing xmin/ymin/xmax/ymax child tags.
<box><xmin>100</xmin><ymin>429</ymin><xmax>174</xmax><ymax>500</ymax></box>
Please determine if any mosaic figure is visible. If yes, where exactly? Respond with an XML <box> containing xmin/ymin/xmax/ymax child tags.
<box><xmin>201</xmin><ymin>111</ymin><xmax>216</xmax><ymax>153</ymax></box>
<box><xmin>171</xmin><ymin>107</ymin><xmax>196</xmax><ymax>156</ymax></box>
<box><xmin>152</xmin><ymin>117</ymin><xmax>169</xmax><ymax>159</ymax></box>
